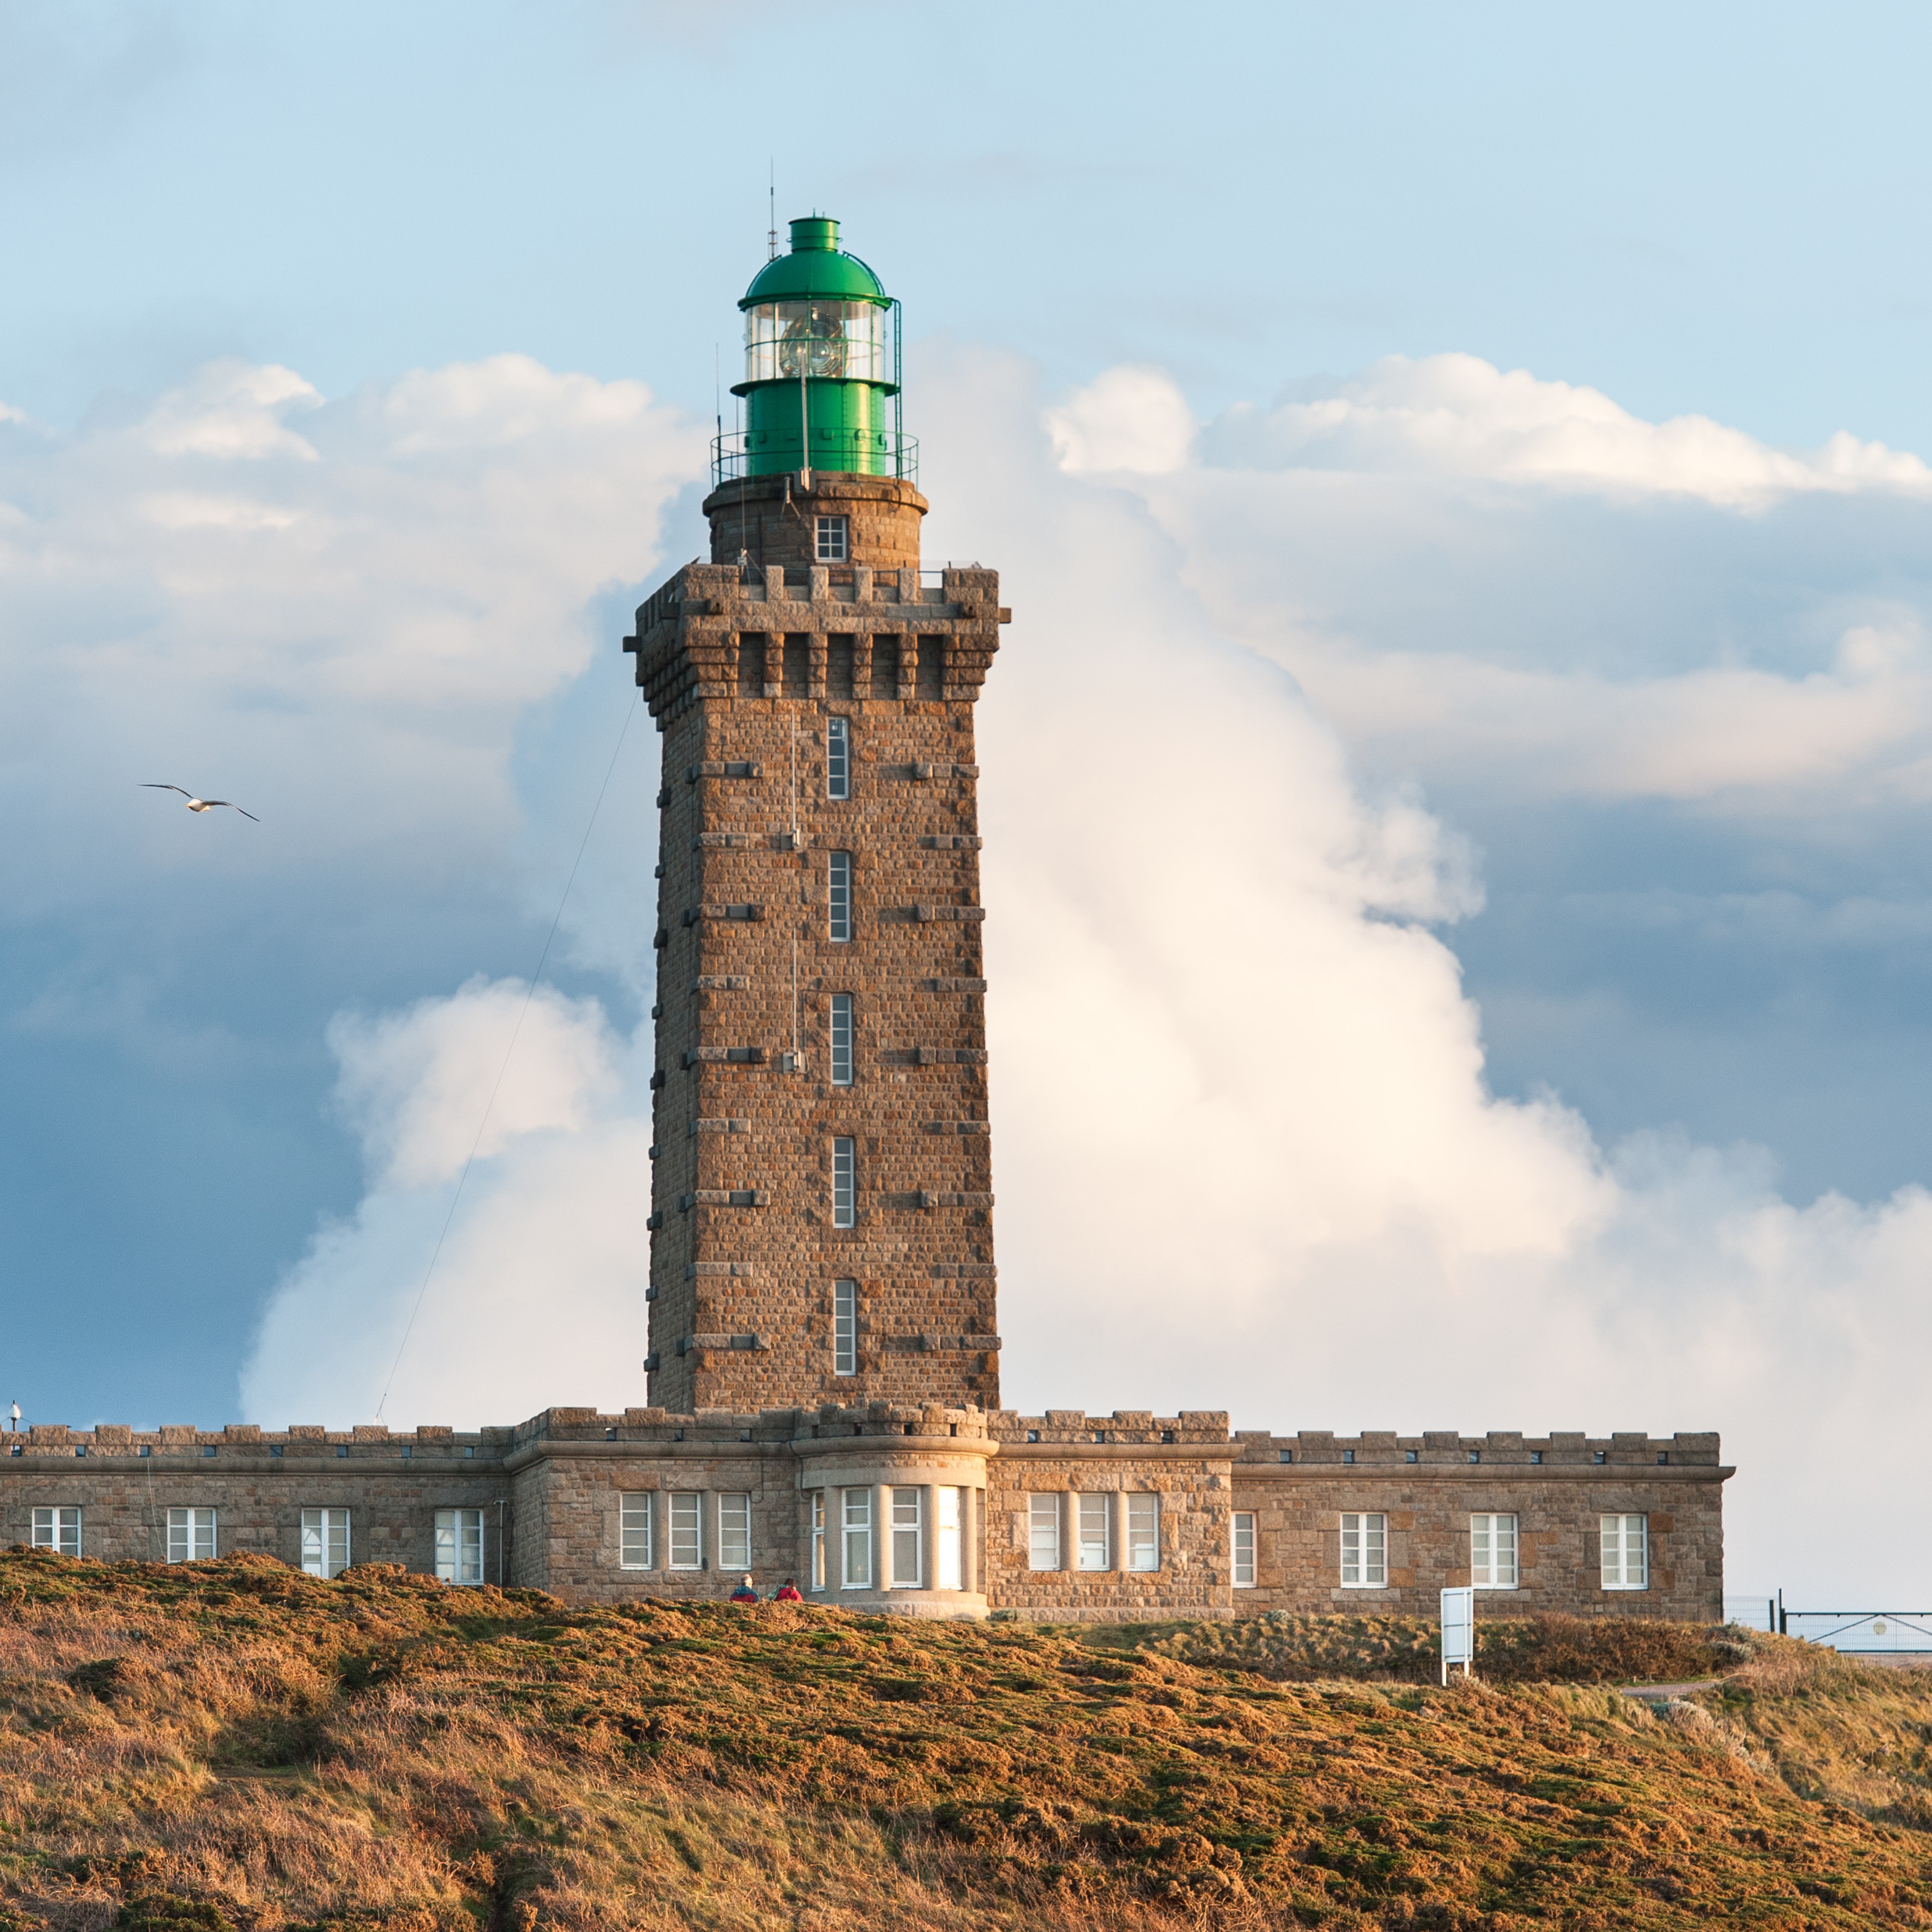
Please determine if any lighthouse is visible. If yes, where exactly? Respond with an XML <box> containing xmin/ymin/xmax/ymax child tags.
<box><xmin>627</xmin><ymin>216</ymin><xmax>1006</xmax><ymax>1418</ymax></box>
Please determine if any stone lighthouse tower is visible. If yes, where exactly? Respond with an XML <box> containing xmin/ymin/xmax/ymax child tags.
<box><xmin>625</xmin><ymin>217</ymin><xmax>1007</xmax><ymax>1418</ymax></box>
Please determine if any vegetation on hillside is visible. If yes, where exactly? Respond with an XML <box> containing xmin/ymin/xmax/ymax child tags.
<box><xmin>4</xmin><ymin>1550</ymin><xmax>1932</xmax><ymax>1929</ymax></box>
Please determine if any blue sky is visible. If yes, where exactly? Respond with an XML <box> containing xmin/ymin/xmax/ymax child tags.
<box><xmin>7</xmin><ymin>0</ymin><xmax>1932</xmax><ymax>1600</ymax></box>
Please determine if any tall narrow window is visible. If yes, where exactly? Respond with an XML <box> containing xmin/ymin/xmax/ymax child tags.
<box><xmin>668</xmin><ymin>1492</ymin><xmax>703</xmax><ymax>1570</ymax></box>
<box><xmin>915</xmin><ymin>634</ymin><xmax>945</xmax><ymax>700</ymax></box>
<box><xmin>1340</xmin><ymin>1512</ymin><xmax>1386</xmax><ymax>1588</ymax></box>
<box><xmin>827</xmin><ymin>850</ymin><xmax>853</xmax><ymax>941</ymax></box>
<box><xmin>435</xmin><ymin>1507</ymin><xmax>485</xmax><ymax>1585</ymax></box>
<box><xmin>1601</xmin><ymin>1514</ymin><xmax>1648</xmax><ymax>1590</ymax></box>
<box><xmin>809</xmin><ymin>1490</ymin><xmax>827</xmax><ymax>1592</ymax></box>
<box><xmin>167</xmin><ymin>1506</ymin><xmax>216</xmax><ymax>1564</ymax></box>
<box><xmin>815</xmin><ymin>514</ymin><xmax>848</xmax><ymax>563</ymax></box>
<box><xmin>892</xmin><ymin>1488</ymin><xmax>922</xmax><ymax>1587</ymax></box>
<box><xmin>1470</xmin><ymin>1513</ymin><xmax>1518</xmax><ymax>1590</ymax></box>
<box><xmin>31</xmin><ymin>1506</ymin><xmax>80</xmax><ymax>1556</ymax></box>
<box><xmin>1232</xmin><ymin>1512</ymin><xmax>1256</xmax><ymax>1588</ymax></box>
<box><xmin>781</xmin><ymin>634</ymin><xmax>809</xmax><ymax>697</ymax></box>
<box><xmin>842</xmin><ymin>1487</ymin><xmax>872</xmax><ymax>1588</ymax></box>
<box><xmin>829</xmin><ymin>993</ymin><xmax>854</xmax><ymax>1086</ymax></box>
<box><xmin>832</xmin><ymin>1137</ymin><xmax>856</xmax><ymax>1228</ymax></box>
<box><xmin>833</xmin><ymin>1279</ymin><xmax>858</xmax><ymax>1376</ymax></box>
<box><xmin>737</xmin><ymin>635</ymin><xmax>767</xmax><ymax>695</ymax></box>
<box><xmin>718</xmin><ymin>1493</ymin><xmax>752</xmax><ymax>1572</ymax></box>
<box><xmin>827</xmin><ymin>637</ymin><xmax>856</xmax><ymax>700</ymax></box>
<box><xmin>1127</xmin><ymin>1494</ymin><xmax>1160</xmax><ymax>1572</ymax></box>
<box><xmin>620</xmin><ymin>1494</ymin><xmax>653</xmax><ymax>1570</ymax></box>
<box><xmin>1028</xmin><ymin>1493</ymin><xmax>1060</xmax><ymax>1571</ymax></box>
<box><xmin>936</xmin><ymin>1486</ymin><xmax>963</xmax><ymax>1591</ymax></box>
<box><xmin>300</xmin><ymin>1507</ymin><xmax>351</xmax><ymax>1579</ymax></box>
<box><xmin>1076</xmin><ymin>1493</ymin><xmax>1111</xmax><ymax>1571</ymax></box>
<box><xmin>826</xmin><ymin>716</ymin><xmax>851</xmax><ymax>799</ymax></box>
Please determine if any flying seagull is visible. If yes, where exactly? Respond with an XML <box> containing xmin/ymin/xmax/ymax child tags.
<box><xmin>140</xmin><ymin>784</ymin><xmax>259</xmax><ymax>822</ymax></box>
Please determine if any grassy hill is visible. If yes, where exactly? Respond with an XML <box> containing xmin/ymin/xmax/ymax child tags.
<box><xmin>4</xmin><ymin>1551</ymin><xmax>1932</xmax><ymax>1929</ymax></box>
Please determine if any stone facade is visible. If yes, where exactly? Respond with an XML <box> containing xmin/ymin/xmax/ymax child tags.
<box><xmin>2</xmin><ymin>1410</ymin><xmax>1725</xmax><ymax>1622</ymax></box>
<box><xmin>2</xmin><ymin>450</ymin><xmax>1733</xmax><ymax>1624</ymax></box>
<box><xmin>626</xmin><ymin>472</ymin><xmax>1002</xmax><ymax>1416</ymax></box>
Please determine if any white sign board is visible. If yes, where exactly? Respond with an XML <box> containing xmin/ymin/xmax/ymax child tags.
<box><xmin>1441</xmin><ymin>1586</ymin><xmax>1476</xmax><ymax>1683</ymax></box>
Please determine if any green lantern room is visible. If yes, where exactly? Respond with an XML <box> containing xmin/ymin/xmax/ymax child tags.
<box><xmin>723</xmin><ymin>216</ymin><xmax>912</xmax><ymax>485</ymax></box>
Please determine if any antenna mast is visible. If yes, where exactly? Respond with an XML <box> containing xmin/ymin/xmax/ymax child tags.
<box><xmin>768</xmin><ymin>163</ymin><xmax>777</xmax><ymax>260</ymax></box>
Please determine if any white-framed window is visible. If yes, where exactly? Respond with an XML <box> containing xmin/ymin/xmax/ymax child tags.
<box><xmin>435</xmin><ymin>1507</ymin><xmax>485</xmax><ymax>1585</ymax></box>
<box><xmin>829</xmin><ymin>992</ymin><xmax>855</xmax><ymax>1086</ymax></box>
<box><xmin>1471</xmin><ymin>1512</ymin><xmax>1518</xmax><ymax>1590</ymax></box>
<box><xmin>1340</xmin><ymin>1512</ymin><xmax>1386</xmax><ymax>1588</ymax></box>
<box><xmin>31</xmin><ymin>1506</ymin><xmax>80</xmax><ymax>1556</ymax></box>
<box><xmin>841</xmin><ymin>1487</ymin><xmax>872</xmax><ymax>1588</ymax></box>
<box><xmin>1076</xmin><ymin>1493</ymin><xmax>1111</xmax><ymax>1572</ymax></box>
<box><xmin>815</xmin><ymin>514</ymin><xmax>848</xmax><ymax>563</ymax></box>
<box><xmin>301</xmin><ymin>1507</ymin><xmax>351</xmax><ymax>1579</ymax></box>
<box><xmin>1028</xmin><ymin>1493</ymin><xmax>1060</xmax><ymax>1571</ymax></box>
<box><xmin>832</xmin><ymin>1137</ymin><xmax>856</xmax><ymax>1227</ymax></box>
<box><xmin>826</xmin><ymin>716</ymin><xmax>851</xmax><ymax>799</ymax></box>
<box><xmin>827</xmin><ymin>850</ymin><xmax>852</xmax><ymax>942</ymax></box>
<box><xmin>620</xmin><ymin>1493</ymin><xmax>653</xmax><ymax>1570</ymax></box>
<box><xmin>668</xmin><ymin>1492</ymin><xmax>704</xmax><ymax>1571</ymax></box>
<box><xmin>1601</xmin><ymin>1513</ymin><xmax>1648</xmax><ymax>1590</ymax></box>
<box><xmin>166</xmin><ymin>1506</ymin><xmax>215</xmax><ymax>1564</ymax></box>
<box><xmin>832</xmin><ymin>1279</ymin><xmax>857</xmax><ymax>1376</ymax></box>
<box><xmin>936</xmin><ymin>1486</ymin><xmax>963</xmax><ymax>1591</ymax></box>
<box><xmin>719</xmin><ymin>1493</ymin><xmax>752</xmax><ymax>1572</ymax></box>
<box><xmin>1232</xmin><ymin>1511</ymin><xmax>1256</xmax><ymax>1588</ymax></box>
<box><xmin>891</xmin><ymin>1487</ymin><xmax>921</xmax><ymax>1587</ymax></box>
<box><xmin>1127</xmin><ymin>1493</ymin><xmax>1160</xmax><ymax>1572</ymax></box>
<box><xmin>809</xmin><ymin>1490</ymin><xmax>826</xmax><ymax>1592</ymax></box>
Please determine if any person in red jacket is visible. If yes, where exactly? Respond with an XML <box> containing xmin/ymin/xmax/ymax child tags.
<box><xmin>728</xmin><ymin>1575</ymin><xmax>759</xmax><ymax>1605</ymax></box>
<box><xmin>773</xmin><ymin>1578</ymin><xmax>804</xmax><ymax>1602</ymax></box>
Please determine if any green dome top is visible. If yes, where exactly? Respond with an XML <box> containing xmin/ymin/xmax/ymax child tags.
<box><xmin>740</xmin><ymin>216</ymin><xmax>889</xmax><ymax>309</ymax></box>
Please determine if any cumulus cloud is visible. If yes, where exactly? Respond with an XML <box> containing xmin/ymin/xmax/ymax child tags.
<box><xmin>242</xmin><ymin>977</ymin><xmax>652</xmax><ymax>1428</ymax></box>
<box><xmin>1198</xmin><ymin>352</ymin><xmax>1932</xmax><ymax>508</ymax></box>
<box><xmin>17</xmin><ymin>336</ymin><xmax>1932</xmax><ymax>1600</ymax></box>
<box><xmin>1041</xmin><ymin>358</ymin><xmax>1932</xmax><ymax>817</ymax></box>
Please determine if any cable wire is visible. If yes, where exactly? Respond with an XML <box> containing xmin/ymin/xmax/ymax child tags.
<box><xmin>374</xmin><ymin>697</ymin><xmax>639</xmax><ymax>1422</ymax></box>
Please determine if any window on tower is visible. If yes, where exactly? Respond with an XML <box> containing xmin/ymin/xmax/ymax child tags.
<box><xmin>816</xmin><ymin>515</ymin><xmax>849</xmax><ymax>563</ymax></box>
<box><xmin>827</xmin><ymin>851</ymin><xmax>853</xmax><ymax>942</ymax></box>
<box><xmin>833</xmin><ymin>1279</ymin><xmax>857</xmax><ymax>1374</ymax></box>
<box><xmin>832</xmin><ymin>1137</ymin><xmax>856</xmax><ymax>1227</ymax></box>
<box><xmin>826</xmin><ymin>716</ymin><xmax>851</xmax><ymax>798</ymax></box>
<box><xmin>829</xmin><ymin>993</ymin><xmax>854</xmax><ymax>1085</ymax></box>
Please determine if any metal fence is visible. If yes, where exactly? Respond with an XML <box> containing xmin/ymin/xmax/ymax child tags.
<box><xmin>1779</xmin><ymin>1608</ymin><xmax>1932</xmax><ymax>1652</ymax></box>
<box><xmin>710</xmin><ymin>429</ymin><xmax>919</xmax><ymax>488</ymax></box>
<box><xmin>1730</xmin><ymin>1591</ymin><xmax>1932</xmax><ymax>1649</ymax></box>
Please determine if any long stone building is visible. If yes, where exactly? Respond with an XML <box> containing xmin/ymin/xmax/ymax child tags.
<box><xmin>2</xmin><ymin>220</ymin><xmax>1731</xmax><ymax>1622</ymax></box>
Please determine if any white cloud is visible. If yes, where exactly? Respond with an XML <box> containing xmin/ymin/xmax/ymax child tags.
<box><xmin>16</xmin><ymin>340</ymin><xmax>1932</xmax><ymax>1600</ymax></box>
<box><xmin>0</xmin><ymin>351</ymin><xmax>700</xmax><ymax>934</ymax></box>
<box><xmin>329</xmin><ymin>976</ymin><xmax>618</xmax><ymax>1192</ymax></box>
<box><xmin>139</xmin><ymin>360</ymin><xmax>322</xmax><ymax>461</ymax></box>
<box><xmin>1040</xmin><ymin>358</ymin><xmax>1932</xmax><ymax>814</ymax></box>
<box><xmin>1200</xmin><ymin>352</ymin><xmax>1932</xmax><ymax>509</ymax></box>
<box><xmin>1046</xmin><ymin>363</ymin><xmax>1195</xmax><ymax>475</ymax></box>
<box><xmin>241</xmin><ymin>977</ymin><xmax>652</xmax><ymax>1428</ymax></box>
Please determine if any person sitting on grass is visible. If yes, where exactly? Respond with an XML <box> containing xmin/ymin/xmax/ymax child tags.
<box><xmin>773</xmin><ymin>1578</ymin><xmax>804</xmax><ymax>1602</ymax></box>
<box><xmin>729</xmin><ymin>1575</ymin><xmax>759</xmax><ymax>1605</ymax></box>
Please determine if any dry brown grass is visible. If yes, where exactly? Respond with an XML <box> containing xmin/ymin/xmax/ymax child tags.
<box><xmin>3</xmin><ymin>1550</ymin><xmax>1932</xmax><ymax>1929</ymax></box>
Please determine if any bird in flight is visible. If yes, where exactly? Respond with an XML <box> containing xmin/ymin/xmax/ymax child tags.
<box><xmin>140</xmin><ymin>784</ymin><xmax>260</xmax><ymax>822</ymax></box>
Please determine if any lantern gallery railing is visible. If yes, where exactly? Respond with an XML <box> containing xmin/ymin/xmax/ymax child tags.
<box><xmin>711</xmin><ymin>429</ymin><xmax>919</xmax><ymax>488</ymax></box>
